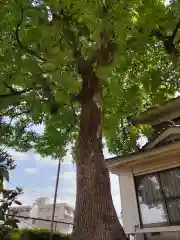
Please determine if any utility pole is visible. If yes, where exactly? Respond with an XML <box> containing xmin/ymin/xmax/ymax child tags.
<box><xmin>50</xmin><ymin>159</ymin><xmax>61</xmax><ymax>240</ymax></box>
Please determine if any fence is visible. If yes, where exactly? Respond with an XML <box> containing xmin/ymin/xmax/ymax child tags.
<box><xmin>7</xmin><ymin>214</ymin><xmax>73</xmax><ymax>233</ymax></box>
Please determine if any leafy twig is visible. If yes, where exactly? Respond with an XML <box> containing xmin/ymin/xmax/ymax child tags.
<box><xmin>15</xmin><ymin>5</ymin><xmax>47</xmax><ymax>62</ymax></box>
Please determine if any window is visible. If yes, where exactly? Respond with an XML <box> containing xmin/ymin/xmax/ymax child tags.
<box><xmin>65</xmin><ymin>207</ymin><xmax>72</xmax><ymax>215</ymax></box>
<box><xmin>135</xmin><ymin>167</ymin><xmax>180</xmax><ymax>228</ymax></box>
<box><xmin>32</xmin><ymin>219</ymin><xmax>36</xmax><ymax>225</ymax></box>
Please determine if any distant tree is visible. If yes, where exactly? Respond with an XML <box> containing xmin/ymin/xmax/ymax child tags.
<box><xmin>0</xmin><ymin>1</ymin><xmax>179</xmax><ymax>240</ymax></box>
<box><xmin>0</xmin><ymin>148</ymin><xmax>23</xmax><ymax>239</ymax></box>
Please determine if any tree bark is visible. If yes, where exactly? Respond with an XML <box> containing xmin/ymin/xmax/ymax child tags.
<box><xmin>72</xmin><ymin>72</ymin><xmax>127</xmax><ymax>240</ymax></box>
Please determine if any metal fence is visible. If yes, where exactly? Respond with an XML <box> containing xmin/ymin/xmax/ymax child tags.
<box><xmin>7</xmin><ymin>214</ymin><xmax>73</xmax><ymax>233</ymax></box>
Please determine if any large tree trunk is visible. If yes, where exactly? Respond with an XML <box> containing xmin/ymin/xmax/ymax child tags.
<box><xmin>72</xmin><ymin>72</ymin><xmax>127</xmax><ymax>240</ymax></box>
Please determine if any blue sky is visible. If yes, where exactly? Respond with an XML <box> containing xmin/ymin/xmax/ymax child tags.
<box><xmin>6</xmin><ymin>147</ymin><xmax>122</xmax><ymax>219</ymax></box>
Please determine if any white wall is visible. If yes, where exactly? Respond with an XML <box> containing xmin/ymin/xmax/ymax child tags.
<box><xmin>118</xmin><ymin>168</ymin><xmax>140</xmax><ymax>234</ymax></box>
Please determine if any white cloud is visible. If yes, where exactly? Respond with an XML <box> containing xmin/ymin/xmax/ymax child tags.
<box><xmin>51</xmin><ymin>176</ymin><xmax>57</xmax><ymax>181</ymax></box>
<box><xmin>35</xmin><ymin>154</ymin><xmax>58</xmax><ymax>165</ymax></box>
<box><xmin>66</xmin><ymin>187</ymin><xmax>76</xmax><ymax>196</ymax></box>
<box><xmin>24</xmin><ymin>168</ymin><xmax>37</xmax><ymax>174</ymax></box>
<box><xmin>18</xmin><ymin>173</ymin><xmax>122</xmax><ymax>224</ymax></box>
<box><xmin>35</xmin><ymin>154</ymin><xmax>72</xmax><ymax>166</ymax></box>
<box><xmin>52</xmin><ymin>171</ymin><xmax>76</xmax><ymax>181</ymax></box>
<box><xmin>6</xmin><ymin>148</ymin><xmax>29</xmax><ymax>161</ymax></box>
<box><xmin>31</xmin><ymin>124</ymin><xmax>45</xmax><ymax>135</ymax></box>
<box><xmin>61</xmin><ymin>171</ymin><xmax>75</xmax><ymax>180</ymax></box>
<box><xmin>102</xmin><ymin>139</ymin><xmax>116</xmax><ymax>159</ymax></box>
<box><xmin>18</xmin><ymin>186</ymin><xmax>55</xmax><ymax>205</ymax></box>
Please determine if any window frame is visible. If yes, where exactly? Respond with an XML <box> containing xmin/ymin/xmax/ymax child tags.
<box><xmin>134</xmin><ymin>166</ymin><xmax>180</xmax><ymax>228</ymax></box>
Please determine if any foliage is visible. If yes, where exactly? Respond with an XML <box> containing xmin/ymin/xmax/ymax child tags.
<box><xmin>0</xmin><ymin>1</ymin><xmax>180</xmax><ymax>239</ymax></box>
<box><xmin>9</xmin><ymin>229</ymin><xmax>71</xmax><ymax>240</ymax></box>
<box><xmin>0</xmin><ymin>0</ymin><xmax>179</xmax><ymax>156</ymax></box>
<box><xmin>0</xmin><ymin>149</ymin><xmax>23</xmax><ymax>239</ymax></box>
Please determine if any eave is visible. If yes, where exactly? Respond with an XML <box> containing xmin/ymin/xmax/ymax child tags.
<box><xmin>129</xmin><ymin>97</ymin><xmax>180</xmax><ymax>126</ymax></box>
<box><xmin>106</xmin><ymin>141</ymin><xmax>180</xmax><ymax>173</ymax></box>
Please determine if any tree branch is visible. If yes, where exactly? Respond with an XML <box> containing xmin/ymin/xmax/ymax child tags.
<box><xmin>91</xmin><ymin>28</ymin><xmax>117</xmax><ymax>67</ymax></box>
<box><xmin>11</xmin><ymin>110</ymin><xmax>30</xmax><ymax>119</ymax></box>
<box><xmin>15</xmin><ymin>5</ymin><xmax>47</xmax><ymax>62</ymax></box>
<box><xmin>171</xmin><ymin>19</ymin><xmax>180</xmax><ymax>40</ymax></box>
<box><xmin>51</xmin><ymin>11</ymin><xmax>83</xmax><ymax>60</ymax></box>
<box><xmin>0</xmin><ymin>88</ymin><xmax>33</xmax><ymax>99</ymax></box>
<box><xmin>34</xmin><ymin>73</ymin><xmax>60</xmax><ymax>115</ymax></box>
<box><xmin>151</xmin><ymin>23</ymin><xmax>180</xmax><ymax>58</ymax></box>
<box><xmin>150</xmin><ymin>30</ymin><xmax>166</xmax><ymax>41</ymax></box>
<box><xmin>3</xmin><ymin>81</ymin><xmax>16</xmax><ymax>93</ymax></box>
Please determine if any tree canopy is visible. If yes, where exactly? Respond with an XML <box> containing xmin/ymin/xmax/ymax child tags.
<box><xmin>0</xmin><ymin>0</ymin><xmax>180</xmax><ymax>157</ymax></box>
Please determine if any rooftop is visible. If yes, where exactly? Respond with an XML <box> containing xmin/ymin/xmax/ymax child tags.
<box><xmin>128</xmin><ymin>97</ymin><xmax>180</xmax><ymax>126</ymax></box>
<box><xmin>106</xmin><ymin>141</ymin><xmax>180</xmax><ymax>173</ymax></box>
<box><xmin>107</xmin><ymin>97</ymin><xmax>180</xmax><ymax>173</ymax></box>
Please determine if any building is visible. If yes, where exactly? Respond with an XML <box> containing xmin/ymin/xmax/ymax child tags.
<box><xmin>9</xmin><ymin>205</ymin><xmax>34</xmax><ymax>229</ymax></box>
<box><xmin>107</xmin><ymin>97</ymin><xmax>180</xmax><ymax>240</ymax></box>
<box><xmin>9</xmin><ymin>197</ymin><xmax>74</xmax><ymax>233</ymax></box>
<box><xmin>31</xmin><ymin>197</ymin><xmax>74</xmax><ymax>233</ymax></box>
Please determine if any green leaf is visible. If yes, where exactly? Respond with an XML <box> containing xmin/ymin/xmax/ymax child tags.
<box><xmin>5</xmin><ymin>219</ymin><xmax>20</xmax><ymax>229</ymax></box>
<box><xmin>14</xmin><ymin>200</ymin><xmax>22</xmax><ymax>206</ymax></box>
<box><xmin>0</xmin><ymin>209</ymin><xmax>5</xmax><ymax>222</ymax></box>
<box><xmin>0</xmin><ymin>1</ymin><xmax>179</xmax><ymax>237</ymax></box>
<box><xmin>0</xmin><ymin>167</ymin><xmax>9</xmax><ymax>182</ymax></box>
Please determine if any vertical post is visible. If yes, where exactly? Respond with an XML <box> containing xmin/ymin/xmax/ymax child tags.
<box><xmin>55</xmin><ymin>222</ymin><xmax>57</xmax><ymax>232</ymax></box>
<box><xmin>50</xmin><ymin>159</ymin><xmax>61</xmax><ymax>240</ymax></box>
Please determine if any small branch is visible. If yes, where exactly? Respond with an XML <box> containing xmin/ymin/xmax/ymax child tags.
<box><xmin>0</xmin><ymin>88</ymin><xmax>33</xmax><ymax>99</ymax></box>
<box><xmin>151</xmin><ymin>26</ymin><xmax>179</xmax><ymax>58</ymax></box>
<box><xmin>10</xmin><ymin>110</ymin><xmax>30</xmax><ymax>119</ymax></box>
<box><xmin>95</xmin><ymin>30</ymin><xmax>116</xmax><ymax>66</ymax></box>
<box><xmin>26</xmin><ymin>123</ymin><xmax>34</xmax><ymax>130</ymax></box>
<box><xmin>51</xmin><ymin>11</ymin><xmax>82</xmax><ymax>60</ymax></box>
<box><xmin>171</xmin><ymin>19</ymin><xmax>180</xmax><ymax>40</ymax></box>
<box><xmin>150</xmin><ymin>30</ymin><xmax>166</xmax><ymax>41</ymax></box>
<box><xmin>50</xmin><ymin>8</ymin><xmax>88</xmax><ymax>74</ymax></box>
<box><xmin>15</xmin><ymin>5</ymin><xmax>46</xmax><ymax>62</ymax></box>
<box><xmin>3</xmin><ymin>81</ymin><xmax>16</xmax><ymax>93</ymax></box>
<box><xmin>37</xmin><ymin>75</ymin><xmax>60</xmax><ymax>115</ymax></box>
<box><xmin>64</xmin><ymin>107</ymin><xmax>78</xmax><ymax>140</ymax></box>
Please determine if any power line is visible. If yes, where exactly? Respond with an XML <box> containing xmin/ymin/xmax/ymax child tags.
<box><xmin>6</xmin><ymin>214</ymin><xmax>74</xmax><ymax>226</ymax></box>
<box><xmin>18</xmin><ymin>218</ymin><xmax>37</xmax><ymax>229</ymax></box>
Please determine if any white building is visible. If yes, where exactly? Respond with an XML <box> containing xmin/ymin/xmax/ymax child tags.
<box><xmin>107</xmin><ymin>98</ymin><xmax>180</xmax><ymax>240</ymax></box>
<box><xmin>9</xmin><ymin>205</ymin><xmax>35</xmax><ymax>229</ymax></box>
<box><xmin>9</xmin><ymin>197</ymin><xmax>74</xmax><ymax>234</ymax></box>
